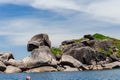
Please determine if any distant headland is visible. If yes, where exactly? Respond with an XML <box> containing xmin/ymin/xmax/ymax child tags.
<box><xmin>0</xmin><ymin>33</ymin><xmax>120</xmax><ymax>73</ymax></box>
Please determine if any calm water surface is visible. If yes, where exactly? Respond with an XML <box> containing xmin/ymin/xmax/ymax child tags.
<box><xmin>0</xmin><ymin>69</ymin><xmax>120</xmax><ymax>80</ymax></box>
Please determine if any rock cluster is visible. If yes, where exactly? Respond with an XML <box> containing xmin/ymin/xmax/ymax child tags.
<box><xmin>0</xmin><ymin>33</ymin><xmax>120</xmax><ymax>73</ymax></box>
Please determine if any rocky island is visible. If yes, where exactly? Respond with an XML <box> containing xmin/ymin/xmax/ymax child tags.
<box><xmin>0</xmin><ymin>33</ymin><xmax>120</xmax><ymax>73</ymax></box>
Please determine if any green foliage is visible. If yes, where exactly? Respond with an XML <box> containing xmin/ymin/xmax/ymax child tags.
<box><xmin>93</xmin><ymin>33</ymin><xmax>120</xmax><ymax>57</ymax></box>
<box><xmin>96</xmin><ymin>47</ymin><xmax>113</xmax><ymax>56</ymax></box>
<box><xmin>50</xmin><ymin>48</ymin><xmax>63</xmax><ymax>54</ymax></box>
<box><xmin>93</xmin><ymin>33</ymin><xmax>110</xmax><ymax>40</ymax></box>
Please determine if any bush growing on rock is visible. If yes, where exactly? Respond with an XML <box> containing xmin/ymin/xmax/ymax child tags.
<box><xmin>93</xmin><ymin>33</ymin><xmax>120</xmax><ymax>57</ymax></box>
<box><xmin>51</xmin><ymin>48</ymin><xmax>63</xmax><ymax>55</ymax></box>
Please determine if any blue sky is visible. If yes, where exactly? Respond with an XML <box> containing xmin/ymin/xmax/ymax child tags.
<box><xmin>0</xmin><ymin>0</ymin><xmax>120</xmax><ymax>60</ymax></box>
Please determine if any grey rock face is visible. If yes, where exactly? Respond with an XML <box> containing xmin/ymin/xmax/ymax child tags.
<box><xmin>64</xmin><ymin>47</ymin><xmax>96</xmax><ymax>64</ymax></box>
<box><xmin>25</xmin><ymin>66</ymin><xmax>57</xmax><ymax>73</ymax></box>
<box><xmin>0</xmin><ymin>61</ymin><xmax>6</xmax><ymax>71</ymax></box>
<box><xmin>5</xmin><ymin>66</ymin><xmax>22</xmax><ymax>73</ymax></box>
<box><xmin>103</xmin><ymin>61</ymin><xmax>120</xmax><ymax>69</ymax></box>
<box><xmin>27</xmin><ymin>33</ymin><xmax>51</xmax><ymax>51</ymax></box>
<box><xmin>94</xmin><ymin>40</ymin><xmax>114</xmax><ymax>51</ymax></box>
<box><xmin>0</xmin><ymin>52</ymin><xmax>14</xmax><ymax>61</ymax></box>
<box><xmin>63</xmin><ymin>66</ymin><xmax>79</xmax><ymax>72</ymax></box>
<box><xmin>64</xmin><ymin>47</ymin><xmax>108</xmax><ymax>65</ymax></box>
<box><xmin>60</xmin><ymin>55</ymin><xmax>84</xmax><ymax>68</ymax></box>
<box><xmin>23</xmin><ymin>46</ymin><xmax>57</xmax><ymax>68</ymax></box>
<box><xmin>84</xmin><ymin>34</ymin><xmax>94</xmax><ymax>40</ymax></box>
<box><xmin>61</xmin><ymin>40</ymin><xmax>75</xmax><ymax>45</ymax></box>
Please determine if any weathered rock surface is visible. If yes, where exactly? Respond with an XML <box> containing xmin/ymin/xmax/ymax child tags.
<box><xmin>64</xmin><ymin>47</ymin><xmax>95</xmax><ymax>64</ymax></box>
<box><xmin>84</xmin><ymin>34</ymin><xmax>94</xmax><ymax>40</ymax></box>
<box><xmin>61</xmin><ymin>43</ymin><xmax>85</xmax><ymax>53</ymax></box>
<box><xmin>103</xmin><ymin>61</ymin><xmax>120</xmax><ymax>69</ymax></box>
<box><xmin>93</xmin><ymin>40</ymin><xmax>114</xmax><ymax>51</ymax></box>
<box><xmin>5</xmin><ymin>66</ymin><xmax>22</xmax><ymax>73</ymax></box>
<box><xmin>63</xmin><ymin>66</ymin><xmax>79</xmax><ymax>72</ymax></box>
<box><xmin>23</xmin><ymin>46</ymin><xmax>57</xmax><ymax>68</ymax></box>
<box><xmin>60</xmin><ymin>55</ymin><xmax>86</xmax><ymax>69</ymax></box>
<box><xmin>0</xmin><ymin>61</ymin><xmax>6</xmax><ymax>71</ymax></box>
<box><xmin>61</xmin><ymin>38</ymin><xmax>116</xmax><ymax>65</ymax></box>
<box><xmin>0</xmin><ymin>52</ymin><xmax>14</xmax><ymax>61</ymax></box>
<box><xmin>5</xmin><ymin>59</ymin><xmax>24</xmax><ymax>68</ymax></box>
<box><xmin>25</xmin><ymin>66</ymin><xmax>57</xmax><ymax>73</ymax></box>
<box><xmin>64</xmin><ymin>47</ymin><xmax>108</xmax><ymax>65</ymax></box>
<box><xmin>27</xmin><ymin>33</ymin><xmax>51</xmax><ymax>51</ymax></box>
<box><xmin>88</xmin><ymin>65</ymin><xmax>103</xmax><ymax>70</ymax></box>
<box><xmin>62</xmin><ymin>40</ymin><xmax>75</xmax><ymax>45</ymax></box>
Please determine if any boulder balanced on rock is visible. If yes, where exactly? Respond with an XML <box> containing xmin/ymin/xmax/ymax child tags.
<box><xmin>27</xmin><ymin>33</ymin><xmax>51</xmax><ymax>51</ymax></box>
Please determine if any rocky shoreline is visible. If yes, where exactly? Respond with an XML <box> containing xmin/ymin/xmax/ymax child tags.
<box><xmin>0</xmin><ymin>33</ymin><xmax>120</xmax><ymax>73</ymax></box>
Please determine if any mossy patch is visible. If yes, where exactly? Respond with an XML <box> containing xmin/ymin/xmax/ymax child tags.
<box><xmin>50</xmin><ymin>48</ymin><xmax>63</xmax><ymax>54</ymax></box>
<box><xmin>93</xmin><ymin>33</ymin><xmax>120</xmax><ymax>57</ymax></box>
<box><xmin>95</xmin><ymin>47</ymin><xmax>114</xmax><ymax>56</ymax></box>
<box><xmin>93</xmin><ymin>33</ymin><xmax>110</xmax><ymax>40</ymax></box>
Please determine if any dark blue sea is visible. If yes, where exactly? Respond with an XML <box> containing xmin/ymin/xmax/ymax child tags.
<box><xmin>0</xmin><ymin>69</ymin><xmax>120</xmax><ymax>80</ymax></box>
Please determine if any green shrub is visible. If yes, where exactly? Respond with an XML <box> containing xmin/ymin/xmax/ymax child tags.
<box><xmin>50</xmin><ymin>48</ymin><xmax>63</xmax><ymax>54</ymax></box>
<box><xmin>96</xmin><ymin>47</ymin><xmax>113</xmax><ymax>56</ymax></box>
<box><xmin>93</xmin><ymin>33</ymin><xmax>110</xmax><ymax>40</ymax></box>
<box><xmin>93</xmin><ymin>33</ymin><xmax>120</xmax><ymax>57</ymax></box>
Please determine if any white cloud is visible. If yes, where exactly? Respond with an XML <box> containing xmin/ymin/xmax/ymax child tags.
<box><xmin>1</xmin><ymin>0</ymin><xmax>120</xmax><ymax>24</ymax></box>
<box><xmin>84</xmin><ymin>0</ymin><xmax>120</xmax><ymax>24</ymax></box>
<box><xmin>0</xmin><ymin>15</ymin><xmax>118</xmax><ymax>47</ymax></box>
<box><xmin>0</xmin><ymin>0</ymin><xmax>81</xmax><ymax>11</ymax></box>
<box><xmin>31</xmin><ymin>0</ymin><xmax>81</xmax><ymax>11</ymax></box>
<box><xmin>0</xmin><ymin>18</ymin><xmax>84</xmax><ymax>47</ymax></box>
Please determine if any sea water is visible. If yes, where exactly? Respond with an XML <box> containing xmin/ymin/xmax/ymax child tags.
<box><xmin>0</xmin><ymin>69</ymin><xmax>120</xmax><ymax>80</ymax></box>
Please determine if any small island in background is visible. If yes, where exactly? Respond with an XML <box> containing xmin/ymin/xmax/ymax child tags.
<box><xmin>0</xmin><ymin>33</ymin><xmax>120</xmax><ymax>73</ymax></box>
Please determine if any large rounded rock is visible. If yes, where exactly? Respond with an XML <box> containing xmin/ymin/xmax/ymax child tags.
<box><xmin>84</xmin><ymin>34</ymin><xmax>94</xmax><ymax>40</ymax></box>
<box><xmin>23</xmin><ymin>46</ymin><xmax>57</xmax><ymax>68</ymax></box>
<box><xmin>88</xmin><ymin>65</ymin><xmax>103</xmax><ymax>70</ymax></box>
<box><xmin>64</xmin><ymin>47</ymin><xmax>108</xmax><ymax>65</ymax></box>
<box><xmin>94</xmin><ymin>40</ymin><xmax>114</xmax><ymax>51</ymax></box>
<box><xmin>61</xmin><ymin>43</ymin><xmax>85</xmax><ymax>53</ymax></box>
<box><xmin>0</xmin><ymin>52</ymin><xmax>14</xmax><ymax>61</ymax></box>
<box><xmin>63</xmin><ymin>66</ymin><xmax>79</xmax><ymax>72</ymax></box>
<box><xmin>103</xmin><ymin>61</ymin><xmax>120</xmax><ymax>69</ymax></box>
<box><xmin>25</xmin><ymin>66</ymin><xmax>57</xmax><ymax>73</ymax></box>
<box><xmin>60</xmin><ymin>55</ymin><xmax>84</xmax><ymax>68</ymax></box>
<box><xmin>81</xmin><ymin>40</ymin><xmax>96</xmax><ymax>47</ymax></box>
<box><xmin>5</xmin><ymin>59</ymin><xmax>25</xmax><ymax>68</ymax></box>
<box><xmin>27</xmin><ymin>33</ymin><xmax>51</xmax><ymax>51</ymax></box>
<box><xmin>61</xmin><ymin>40</ymin><xmax>75</xmax><ymax>45</ymax></box>
<box><xmin>64</xmin><ymin>47</ymin><xmax>95</xmax><ymax>64</ymax></box>
<box><xmin>5</xmin><ymin>66</ymin><xmax>22</xmax><ymax>73</ymax></box>
<box><xmin>0</xmin><ymin>61</ymin><xmax>6</xmax><ymax>71</ymax></box>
